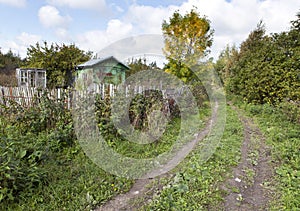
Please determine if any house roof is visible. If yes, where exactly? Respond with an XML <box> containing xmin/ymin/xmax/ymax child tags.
<box><xmin>16</xmin><ymin>68</ymin><xmax>46</xmax><ymax>71</ymax></box>
<box><xmin>77</xmin><ymin>56</ymin><xmax>130</xmax><ymax>70</ymax></box>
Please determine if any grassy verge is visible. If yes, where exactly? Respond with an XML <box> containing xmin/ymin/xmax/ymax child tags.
<box><xmin>239</xmin><ymin>102</ymin><xmax>300</xmax><ymax>210</ymax></box>
<box><xmin>142</xmin><ymin>105</ymin><xmax>244</xmax><ymax>210</ymax></box>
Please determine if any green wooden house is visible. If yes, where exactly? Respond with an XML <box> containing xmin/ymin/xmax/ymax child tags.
<box><xmin>76</xmin><ymin>56</ymin><xmax>129</xmax><ymax>86</ymax></box>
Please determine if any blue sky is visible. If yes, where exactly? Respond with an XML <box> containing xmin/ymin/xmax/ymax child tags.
<box><xmin>0</xmin><ymin>0</ymin><xmax>299</xmax><ymax>60</ymax></box>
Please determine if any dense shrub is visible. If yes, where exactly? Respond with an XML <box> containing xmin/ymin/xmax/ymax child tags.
<box><xmin>278</xmin><ymin>100</ymin><xmax>300</xmax><ymax>124</ymax></box>
<box><xmin>0</xmin><ymin>92</ymin><xmax>75</xmax><ymax>202</ymax></box>
<box><xmin>216</xmin><ymin>15</ymin><xmax>300</xmax><ymax>105</ymax></box>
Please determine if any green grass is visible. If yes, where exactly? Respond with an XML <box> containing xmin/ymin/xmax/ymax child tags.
<box><xmin>7</xmin><ymin>94</ymin><xmax>299</xmax><ymax>210</ymax></box>
<box><xmin>0</xmin><ymin>98</ymin><xmax>210</xmax><ymax>210</ymax></box>
<box><xmin>142</xmin><ymin>105</ymin><xmax>244</xmax><ymax>210</ymax></box>
<box><xmin>241</xmin><ymin>103</ymin><xmax>300</xmax><ymax>210</ymax></box>
<box><xmin>1</xmin><ymin>142</ymin><xmax>133</xmax><ymax>211</ymax></box>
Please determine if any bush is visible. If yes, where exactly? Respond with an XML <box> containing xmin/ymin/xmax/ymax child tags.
<box><xmin>278</xmin><ymin>100</ymin><xmax>300</xmax><ymax>124</ymax></box>
<box><xmin>0</xmin><ymin>92</ymin><xmax>75</xmax><ymax>202</ymax></box>
<box><xmin>0</xmin><ymin>121</ymin><xmax>47</xmax><ymax>202</ymax></box>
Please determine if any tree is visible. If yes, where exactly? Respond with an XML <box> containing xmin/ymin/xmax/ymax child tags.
<box><xmin>0</xmin><ymin>49</ymin><xmax>22</xmax><ymax>86</ymax></box>
<box><xmin>291</xmin><ymin>11</ymin><xmax>300</xmax><ymax>30</ymax></box>
<box><xmin>214</xmin><ymin>45</ymin><xmax>238</xmax><ymax>86</ymax></box>
<box><xmin>0</xmin><ymin>49</ymin><xmax>22</xmax><ymax>74</ymax></box>
<box><xmin>162</xmin><ymin>8</ymin><xmax>213</xmax><ymax>82</ymax></box>
<box><xmin>126</xmin><ymin>57</ymin><xmax>160</xmax><ymax>77</ymax></box>
<box><xmin>24</xmin><ymin>42</ymin><xmax>92</xmax><ymax>88</ymax></box>
<box><xmin>226</xmin><ymin>19</ymin><xmax>300</xmax><ymax>105</ymax></box>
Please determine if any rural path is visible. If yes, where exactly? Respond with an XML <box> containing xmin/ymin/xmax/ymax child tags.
<box><xmin>95</xmin><ymin>102</ymin><xmax>219</xmax><ymax>211</ymax></box>
<box><xmin>222</xmin><ymin>104</ymin><xmax>274</xmax><ymax>210</ymax></box>
<box><xmin>96</xmin><ymin>103</ymin><xmax>274</xmax><ymax>211</ymax></box>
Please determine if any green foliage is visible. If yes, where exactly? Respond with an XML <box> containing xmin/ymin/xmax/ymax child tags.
<box><xmin>221</xmin><ymin>18</ymin><xmax>300</xmax><ymax>105</ymax></box>
<box><xmin>0</xmin><ymin>49</ymin><xmax>22</xmax><ymax>86</ymax></box>
<box><xmin>278</xmin><ymin>100</ymin><xmax>300</xmax><ymax>123</ymax></box>
<box><xmin>241</xmin><ymin>102</ymin><xmax>300</xmax><ymax>210</ymax></box>
<box><xmin>0</xmin><ymin>49</ymin><xmax>22</xmax><ymax>74</ymax></box>
<box><xmin>144</xmin><ymin>106</ymin><xmax>244</xmax><ymax>210</ymax></box>
<box><xmin>94</xmin><ymin>92</ymin><xmax>182</xmax><ymax>159</ymax></box>
<box><xmin>0</xmin><ymin>94</ymin><xmax>133</xmax><ymax>210</ymax></box>
<box><xmin>24</xmin><ymin>42</ymin><xmax>92</xmax><ymax>88</ymax></box>
<box><xmin>214</xmin><ymin>45</ymin><xmax>239</xmax><ymax>86</ymax></box>
<box><xmin>291</xmin><ymin>11</ymin><xmax>300</xmax><ymax>30</ymax></box>
<box><xmin>0</xmin><ymin>123</ymin><xmax>47</xmax><ymax>202</ymax></box>
<box><xmin>0</xmin><ymin>93</ymin><xmax>75</xmax><ymax>202</ymax></box>
<box><xmin>164</xmin><ymin>59</ymin><xmax>195</xmax><ymax>83</ymax></box>
<box><xmin>126</xmin><ymin>57</ymin><xmax>160</xmax><ymax>77</ymax></box>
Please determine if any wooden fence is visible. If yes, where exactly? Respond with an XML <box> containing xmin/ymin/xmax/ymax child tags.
<box><xmin>0</xmin><ymin>84</ymin><xmax>182</xmax><ymax>109</ymax></box>
<box><xmin>0</xmin><ymin>86</ymin><xmax>70</xmax><ymax>108</ymax></box>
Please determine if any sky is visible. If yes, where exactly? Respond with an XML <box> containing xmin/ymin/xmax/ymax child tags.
<box><xmin>0</xmin><ymin>0</ymin><xmax>299</xmax><ymax>62</ymax></box>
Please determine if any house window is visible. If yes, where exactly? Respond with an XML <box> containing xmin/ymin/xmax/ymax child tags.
<box><xmin>20</xmin><ymin>70</ymin><xmax>28</xmax><ymax>86</ymax></box>
<box><xmin>17</xmin><ymin>68</ymin><xmax>47</xmax><ymax>88</ymax></box>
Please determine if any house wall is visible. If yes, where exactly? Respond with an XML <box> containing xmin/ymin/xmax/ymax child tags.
<box><xmin>80</xmin><ymin>61</ymin><xmax>126</xmax><ymax>85</ymax></box>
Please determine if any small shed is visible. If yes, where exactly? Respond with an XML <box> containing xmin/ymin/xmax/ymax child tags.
<box><xmin>76</xmin><ymin>56</ymin><xmax>129</xmax><ymax>85</ymax></box>
<box><xmin>16</xmin><ymin>68</ymin><xmax>47</xmax><ymax>88</ymax></box>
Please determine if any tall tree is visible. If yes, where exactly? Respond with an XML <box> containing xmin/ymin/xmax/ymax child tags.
<box><xmin>214</xmin><ymin>45</ymin><xmax>238</xmax><ymax>86</ymax></box>
<box><xmin>0</xmin><ymin>49</ymin><xmax>22</xmax><ymax>86</ymax></box>
<box><xmin>0</xmin><ymin>49</ymin><xmax>22</xmax><ymax>74</ymax></box>
<box><xmin>24</xmin><ymin>42</ymin><xmax>92</xmax><ymax>88</ymax></box>
<box><xmin>162</xmin><ymin>8</ymin><xmax>213</xmax><ymax>82</ymax></box>
<box><xmin>226</xmin><ymin>19</ymin><xmax>300</xmax><ymax>105</ymax></box>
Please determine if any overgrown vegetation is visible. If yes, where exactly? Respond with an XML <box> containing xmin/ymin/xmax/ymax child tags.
<box><xmin>94</xmin><ymin>91</ymin><xmax>183</xmax><ymax>159</ymax></box>
<box><xmin>0</xmin><ymin>7</ymin><xmax>299</xmax><ymax>211</ymax></box>
<box><xmin>143</xmin><ymin>106</ymin><xmax>243</xmax><ymax>210</ymax></box>
<box><xmin>216</xmin><ymin>15</ymin><xmax>300</xmax><ymax>105</ymax></box>
<box><xmin>0</xmin><ymin>49</ymin><xmax>22</xmax><ymax>86</ymax></box>
<box><xmin>0</xmin><ymin>94</ymin><xmax>133</xmax><ymax>210</ymax></box>
<box><xmin>239</xmin><ymin>102</ymin><xmax>300</xmax><ymax>210</ymax></box>
<box><xmin>24</xmin><ymin>42</ymin><xmax>92</xmax><ymax>88</ymax></box>
<box><xmin>0</xmin><ymin>87</ymin><xmax>207</xmax><ymax>209</ymax></box>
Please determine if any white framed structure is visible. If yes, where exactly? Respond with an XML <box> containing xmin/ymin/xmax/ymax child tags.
<box><xmin>16</xmin><ymin>68</ymin><xmax>47</xmax><ymax>88</ymax></box>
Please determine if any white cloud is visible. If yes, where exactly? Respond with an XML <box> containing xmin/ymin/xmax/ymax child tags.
<box><xmin>177</xmin><ymin>0</ymin><xmax>300</xmax><ymax>59</ymax></box>
<box><xmin>0</xmin><ymin>0</ymin><xmax>26</xmax><ymax>7</ymax></box>
<box><xmin>38</xmin><ymin>5</ymin><xmax>72</xmax><ymax>41</ymax></box>
<box><xmin>38</xmin><ymin>5</ymin><xmax>72</xmax><ymax>28</ymax></box>
<box><xmin>74</xmin><ymin>0</ymin><xmax>300</xmax><ymax>60</ymax></box>
<box><xmin>77</xmin><ymin>19</ymin><xmax>133</xmax><ymax>53</ymax></box>
<box><xmin>110</xmin><ymin>3</ymin><xmax>124</xmax><ymax>13</ymax></box>
<box><xmin>124</xmin><ymin>4</ymin><xmax>177</xmax><ymax>34</ymax></box>
<box><xmin>47</xmin><ymin>0</ymin><xmax>106</xmax><ymax>11</ymax></box>
<box><xmin>2</xmin><ymin>32</ymin><xmax>41</xmax><ymax>58</ymax></box>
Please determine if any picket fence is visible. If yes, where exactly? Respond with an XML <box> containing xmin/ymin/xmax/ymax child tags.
<box><xmin>0</xmin><ymin>83</ymin><xmax>181</xmax><ymax>109</ymax></box>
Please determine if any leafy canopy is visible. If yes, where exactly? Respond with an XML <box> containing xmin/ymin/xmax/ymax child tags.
<box><xmin>218</xmin><ymin>17</ymin><xmax>300</xmax><ymax>105</ymax></box>
<box><xmin>162</xmin><ymin>8</ymin><xmax>213</xmax><ymax>82</ymax></box>
<box><xmin>126</xmin><ymin>57</ymin><xmax>160</xmax><ymax>77</ymax></box>
<box><xmin>24</xmin><ymin>42</ymin><xmax>92</xmax><ymax>88</ymax></box>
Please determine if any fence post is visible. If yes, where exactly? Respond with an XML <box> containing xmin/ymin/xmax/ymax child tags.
<box><xmin>0</xmin><ymin>86</ymin><xmax>5</xmax><ymax>106</ymax></box>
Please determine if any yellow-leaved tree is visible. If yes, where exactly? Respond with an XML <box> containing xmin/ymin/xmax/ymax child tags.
<box><xmin>162</xmin><ymin>8</ymin><xmax>213</xmax><ymax>82</ymax></box>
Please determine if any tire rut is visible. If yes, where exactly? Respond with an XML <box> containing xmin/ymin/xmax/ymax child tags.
<box><xmin>95</xmin><ymin>102</ymin><xmax>219</xmax><ymax>211</ymax></box>
<box><xmin>222</xmin><ymin>105</ymin><xmax>274</xmax><ymax>211</ymax></box>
